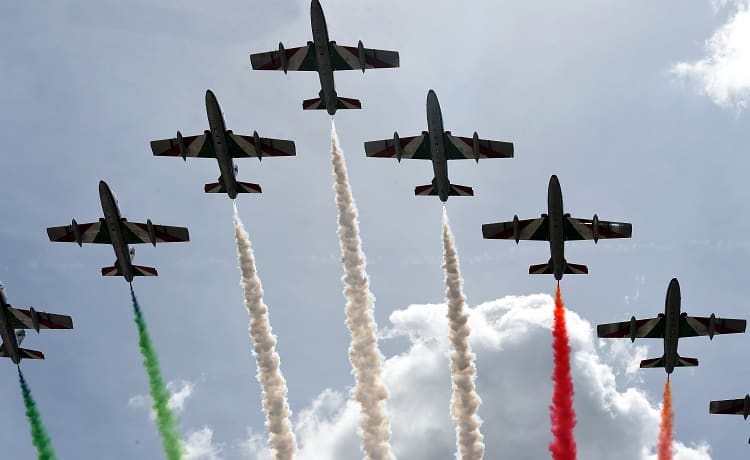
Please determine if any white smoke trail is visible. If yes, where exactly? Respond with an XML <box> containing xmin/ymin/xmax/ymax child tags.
<box><xmin>330</xmin><ymin>121</ymin><xmax>394</xmax><ymax>460</ymax></box>
<box><xmin>442</xmin><ymin>206</ymin><xmax>485</xmax><ymax>460</ymax></box>
<box><xmin>233</xmin><ymin>202</ymin><xmax>298</xmax><ymax>460</ymax></box>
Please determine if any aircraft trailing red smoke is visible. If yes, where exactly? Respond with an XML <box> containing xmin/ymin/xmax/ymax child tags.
<box><xmin>658</xmin><ymin>377</ymin><xmax>673</xmax><ymax>460</ymax></box>
<box><xmin>549</xmin><ymin>285</ymin><xmax>577</xmax><ymax>460</ymax></box>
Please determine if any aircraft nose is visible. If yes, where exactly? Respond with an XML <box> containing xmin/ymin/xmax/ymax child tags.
<box><xmin>98</xmin><ymin>180</ymin><xmax>110</xmax><ymax>194</ymax></box>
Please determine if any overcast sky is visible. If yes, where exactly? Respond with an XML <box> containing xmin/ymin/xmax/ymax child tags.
<box><xmin>1</xmin><ymin>0</ymin><xmax>749</xmax><ymax>458</ymax></box>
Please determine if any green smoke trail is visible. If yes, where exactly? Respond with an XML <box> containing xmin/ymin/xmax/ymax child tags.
<box><xmin>18</xmin><ymin>369</ymin><xmax>57</xmax><ymax>460</ymax></box>
<box><xmin>130</xmin><ymin>286</ymin><xmax>184</xmax><ymax>460</ymax></box>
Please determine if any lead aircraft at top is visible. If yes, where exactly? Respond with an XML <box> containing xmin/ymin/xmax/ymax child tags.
<box><xmin>250</xmin><ymin>0</ymin><xmax>400</xmax><ymax>115</ymax></box>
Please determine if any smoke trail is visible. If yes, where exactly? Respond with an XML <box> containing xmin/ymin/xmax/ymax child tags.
<box><xmin>18</xmin><ymin>369</ymin><xmax>57</xmax><ymax>460</ymax></box>
<box><xmin>442</xmin><ymin>206</ymin><xmax>484</xmax><ymax>460</ymax></box>
<box><xmin>330</xmin><ymin>120</ymin><xmax>394</xmax><ymax>460</ymax></box>
<box><xmin>233</xmin><ymin>202</ymin><xmax>298</xmax><ymax>460</ymax></box>
<box><xmin>658</xmin><ymin>377</ymin><xmax>673</xmax><ymax>460</ymax></box>
<box><xmin>549</xmin><ymin>285</ymin><xmax>577</xmax><ymax>460</ymax></box>
<box><xmin>130</xmin><ymin>286</ymin><xmax>184</xmax><ymax>460</ymax></box>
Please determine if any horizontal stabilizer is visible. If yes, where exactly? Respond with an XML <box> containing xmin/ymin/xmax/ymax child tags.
<box><xmin>639</xmin><ymin>356</ymin><xmax>664</xmax><ymax>368</ymax></box>
<box><xmin>564</xmin><ymin>262</ymin><xmax>589</xmax><ymax>275</ymax></box>
<box><xmin>101</xmin><ymin>265</ymin><xmax>158</xmax><ymax>277</ymax></box>
<box><xmin>414</xmin><ymin>183</ymin><xmax>474</xmax><ymax>197</ymax></box>
<box><xmin>302</xmin><ymin>96</ymin><xmax>362</xmax><ymax>111</ymax></box>
<box><xmin>0</xmin><ymin>345</ymin><xmax>45</xmax><ymax>360</ymax></box>
<box><xmin>676</xmin><ymin>356</ymin><xmax>699</xmax><ymax>367</ymax></box>
<box><xmin>529</xmin><ymin>262</ymin><xmax>553</xmax><ymax>275</ymax></box>
<box><xmin>204</xmin><ymin>181</ymin><xmax>262</xmax><ymax>194</ymax></box>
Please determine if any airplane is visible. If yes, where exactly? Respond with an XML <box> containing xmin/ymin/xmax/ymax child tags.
<box><xmin>709</xmin><ymin>395</ymin><xmax>750</xmax><ymax>443</ymax></box>
<box><xmin>150</xmin><ymin>89</ymin><xmax>296</xmax><ymax>199</ymax></box>
<box><xmin>46</xmin><ymin>180</ymin><xmax>190</xmax><ymax>283</ymax></box>
<box><xmin>250</xmin><ymin>0</ymin><xmax>400</xmax><ymax>115</ymax></box>
<box><xmin>482</xmin><ymin>174</ymin><xmax>631</xmax><ymax>280</ymax></box>
<box><xmin>364</xmin><ymin>89</ymin><xmax>514</xmax><ymax>202</ymax></box>
<box><xmin>597</xmin><ymin>278</ymin><xmax>746</xmax><ymax>374</ymax></box>
<box><xmin>0</xmin><ymin>282</ymin><xmax>73</xmax><ymax>364</ymax></box>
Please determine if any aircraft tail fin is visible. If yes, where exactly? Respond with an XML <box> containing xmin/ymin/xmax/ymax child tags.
<box><xmin>529</xmin><ymin>261</ymin><xmax>554</xmax><ymax>275</ymax></box>
<box><xmin>676</xmin><ymin>355</ymin><xmax>699</xmax><ymax>367</ymax></box>
<box><xmin>564</xmin><ymin>262</ymin><xmax>589</xmax><ymax>275</ymax></box>
<box><xmin>528</xmin><ymin>260</ymin><xmax>588</xmax><ymax>275</ymax></box>
<box><xmin>639</xmin><ymin>355</ymin><xmax>699</xmax><ymax>369</ymax></box>
<box><xmin>302</xmin><ymin>96</ymin><xmax>362</xmax><ymax>111</ymax></box>
<box><xmin>414</xmin><ymin>182</ymin><xmax>474</xmax><ymax>197</ymax></box>
<box><xmin>204</xmin><ymin>181</ymin><xmax>262</xmax><ymax>194</ymax></box>
<box><xmin>101</xmin><ymin>265</ymin><xmax>158</xmax><ymax>277</ymax></box>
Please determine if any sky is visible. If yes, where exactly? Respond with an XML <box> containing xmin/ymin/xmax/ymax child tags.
<box><xmin>1</xmin><ymin>0</ymin><xmax>749</xmax><ymax>458</ymax></box>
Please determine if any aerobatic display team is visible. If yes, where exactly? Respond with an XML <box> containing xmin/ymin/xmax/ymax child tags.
<box><xmin>2</xmin><ymin>1</ymin><xmax>748</xmax><ymax>459</ymax></box>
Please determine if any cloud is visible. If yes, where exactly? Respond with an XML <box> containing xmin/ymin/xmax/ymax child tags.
<box><xmin>240</xmin><ymin>294</ymin><xmax>712</xmax><ymax>459</ymax></box>
<box><xmin>128</xmin><ymin>379</ymin><xmax>195</xmax><ymax>419</ymax></box>
<box><xmin>672</xmin><ymin>1</ymin><xmax>750</xmax><ymax>110</ymax></box>
<box><xmin>184</xmin><ymin>427</ymin><xmax>224</xmax><ymax>460</ymax></box>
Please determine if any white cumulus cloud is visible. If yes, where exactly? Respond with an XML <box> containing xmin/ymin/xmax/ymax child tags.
<box><xmin>241</xmin><ymin>294</ymin><xmax>712</xmax><ymax>460</ymax></box>
<box><xmin>673</xmin><ymin>1</ymin><xmax>750</xmax><ymax>110</ymax></box>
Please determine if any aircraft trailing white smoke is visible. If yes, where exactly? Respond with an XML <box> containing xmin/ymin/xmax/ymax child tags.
<box><xmin>233</xmin><ymin>203</ymin><xmax>298</xmax><ymax>460</ymax></box>
<box><xmin>442</xmin><ymin>206</ymin><xmax>485</xmax><ymax>460</ymax></box>
<box><xmin>330</xmin><ymin>121</ymin><xmax>394</xmax><ymax>460</ymax></box>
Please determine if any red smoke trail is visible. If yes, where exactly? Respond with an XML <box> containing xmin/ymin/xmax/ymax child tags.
<box><xmin>549</xmin><ymin>284</ymin><xmax>577</xmax><ymax>460</ymax></box>
<box><xmin>658</xmin><ymin>377</ymin><xmax>673</xmax><ymax>460</ymax></box>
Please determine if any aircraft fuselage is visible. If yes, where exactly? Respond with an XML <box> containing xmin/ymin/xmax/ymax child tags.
<box><xmin>0</xmin><ymin>287</ymin><xmax>20</xmax><ymax>364</ymax></box>
<box><xmin>311</xmin><ymin>0</ymin><xmax>337</xmax><ymax>115</ymax></box>
<box><xmin>547</xmin><ymin>175</ymin><xmax>566</xmax><ymax>280</ymax></box>
<box><xmin>99</xmin><ymin>180</ymin><xmax>135</xmax><ymax>282</ymax></box>
<box><xmin>426</xmin><ymin>90</ymin><xmax>450</xmax><ymax>202</ymax></box>
<box><xmin>662</xmin><ymin>278</ymin><xmax>682</xmax><ymax>374</ymax></box>
<box><xmin>205</xmin><ymin>90</ymin><xmax>238</xmax><ymax>199</ymax></box>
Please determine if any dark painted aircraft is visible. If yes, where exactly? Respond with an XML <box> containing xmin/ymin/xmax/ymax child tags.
<box><xmin>364</xmin><ymin>90</ymin><xmax>514</xmax><ymax>202</ymax></box>
<box><xmin>482</xmin><ymin>175</ymin><xmax>631</xmax><ymax>280</ymax></box>
<box><xmin>598</xmin><ymin>278</ymin><xmax>746</xmax><ymax>374</ymax></box>
<box><xmin>47</xmin><ymin>181</ymin><xmax>190</xmax><ymax>282</ymax></box>
<box><xmin>709</xmin><ymin>395</ymin><xmax>750</xmax><ymax>443</ymax></box>
<box><xmin>150</xmin><ymin>90</ymin><xmax>296</xmax><ymax>199</ymax></box>
<box><xmin>0</xmin><ymin>282</ymin><xmax>73</xmax><ymax>364</ymax></box>
<box><xmin>250</xmin><ymin>0</ymin><xmax>400</xmax><ymax>115</ymax></box>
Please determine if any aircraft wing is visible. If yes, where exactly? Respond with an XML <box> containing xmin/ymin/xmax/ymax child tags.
<box><xmin>227</xmin><ymin>133</ymin><xmax>296</xmax><ymax>158</ymax></box>
<box><xmin>7</xmin><ymin>307</ymin><xmax>74</xmax><ymax>330</ymax></box>
<box><xmin>596</xmin><ymin>317</ymin><xmax>665</xmax><ymax>339</ymax></box>
<box><xmin>445</xmin><ymin>133</ymin><xmax>514</xmax><ymax>160</ymax></box>
<box><xmin>330</xmin><ymin>43</ymin><xmax>400</xmax><ymax>70</ymax></box>
<box><xmin>680</xmin><ymin>315</ymin><xmax>746</xmax><ymax>338</ymax></box>
<box><xmin>121</xmin><ymin>222</ymin><xmax>190</xmax><ymax>244</ymax></box>
<box><xmin>364</xmin><ymin>134</ymin><xmax>432</xmax><ymax>160</ymax></box>
<box><xmin>150</xmin><ymin>133</ymin><xmax>215</xmax><ymax>159</ymax></box>
<box><xmin>47</xmin><ymin>221</ymin><xmax>111</xmax><ymax>244</ymax></box>
<box><xmin>563</xmin><ymin>217</ymin><xmax>632</xmax><ymax>241</ymax></box>
<box><xmin>710</xmin><ymin>398</ymin><xmax>747</xmax><ymax>415</ymax></box>
<box><xmin>482</xmin><ymin>217</ymin><xmax>550</xmax><ymax>241</ymax></box>
<box><xmin>250</xmin><ymin>44</ymin><xmax>318</xmax><ymax>71</ymax></box>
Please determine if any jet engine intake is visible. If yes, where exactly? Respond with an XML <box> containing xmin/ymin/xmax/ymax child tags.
<box><xmin>146</xmin><ymin>219</ymin><xmax>157</xmax><ymax>247</ymax></box>
<box><xmin>709</xmin><ymin>313</ymin><xmax>716</xmax><ymax>340</ymax></box>
<box><xmin>279</xmin><ymin>42</ymin><xmax>288</xmax><ymax>74</ymax></box>
<box><xmin>629</xmin><ymin>315</ymin><xmax>637</xmax><ymax>342</ymax></box>
<box><xmin>472</xmin><ymin>132</ymin><xmax>480</xmax><ymax>163</ymax></box>
<box><xmin>72</xmin><ymin>219</ymin><xmax>82</xmax><ymax>247</ymax></box>
<box><xmin>29</xmin><ymin>307</ymin><xmax>40</xmax><ymax>333</ymax></box>
<box><xmin>512</xmin><ymin>215</ymin><xmax>520</xmax><ymax>244</ymax></box>
<box><xmin>393</xmin><ymin>132</ymin><xmax>402</xmax><ymax>162</ymax></box>
<box><xmin>358</xmin><ymin>40</ymin><xmax>366</xmax><ymax>73</ymax></box>
<box><xmin>592</xmin><ymin>214</ymin><xmax>600</xmax><ymax>243</ymax></box>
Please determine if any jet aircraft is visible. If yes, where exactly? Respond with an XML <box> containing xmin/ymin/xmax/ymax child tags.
<box><xmin>250</xmin><ymin>0</ymin><xmax>400</xmax><ymax>115</ymax></box>
<box><xmin>47</xmin><ymin>181</ymin><xmax>190</xmax><ymax>282</ymax></box>
<box><xmin>364</xmin><ymin>90</ymin><xmax>514</xmax><ymax>202</ymax></box>
<box><xmin>709</xmin><ymin>395</ymin><xmax>750</xmax><ymax>443</ymax></box>
<box><xmin>0</xmin><ymin>282</ymin><xmax>73</xmax><ymax>364</ymax></box>
<box><xmin>597</xmin><ymin>278</ymin><xmax>746</xmax><ymax>374</ymax></box>
<box><xmin>482</xmin><ymin>175</ymin><xmax>631</xmax><ymax>280</ymax></box>
<box><xmin>150</xmin><ymin>90</ymin><xmax>296</xmax><ymax>199</ymax></box>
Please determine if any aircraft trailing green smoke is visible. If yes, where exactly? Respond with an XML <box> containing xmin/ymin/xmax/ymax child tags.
<box><xmin>130</xmin><ymin>286</ymin><xmax>184</xmax><ymax>460</ymax></box>
<box><xmin>18</xmin><ymin>368</ymin><xmax>58</xmax><ymax>460</ymax></box>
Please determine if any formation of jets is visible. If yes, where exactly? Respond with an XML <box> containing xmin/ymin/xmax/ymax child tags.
<box><xmin>2</xmin><ymin>0</ymin><xmax>747</xmax><ymax>448</ymax></box>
